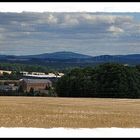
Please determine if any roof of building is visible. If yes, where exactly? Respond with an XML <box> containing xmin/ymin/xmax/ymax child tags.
<box><xmin>22</xmin><ymin>72</ymin><xmax>64</xmax><ymax>78</ymax></box>
<box><xmin>20</xmin><ymin>79</ymin><xmax>52</xmax><ymax>84</ymax></box>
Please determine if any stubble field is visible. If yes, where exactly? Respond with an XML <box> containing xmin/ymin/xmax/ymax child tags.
<box><xmin>0</xmin><ymin>96</ymin><xmax>139</xmax><ymax>128</ymax></box>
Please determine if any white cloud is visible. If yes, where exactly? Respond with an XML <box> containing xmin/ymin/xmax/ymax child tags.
<box><xmin>62</xmin><ymin>14</ymin><xmax>79</xmax><ymax>26</ymax></box>
<box><xmin>11</xmin><ymin>13</ymin><xmax>132</xmax><ymax>28</ymax></box>
<box><xmin>2</xmin><ymin>12</ymin><xmax>134</xmax><ymax>32</ymax></box>
<box><xmin>60</xmin><ymin>14</ymin><xmax>133</xmax><ymax>26</ymax></box>
<box><xmin>0</xmin><ymin>12</ymin><xmax>140</xmax><ymax>56</ymax></box>
<box><xmin>47</xmin><ymin>14</ymin><xmax>58</xmax><ymax>24</ymax></box>
<box><xmin>37</xmin><ymin>13</ymin><xmax>58</xmax><ymax>25</ymax></box>
<box><xmin>79</xmin><ymin>14</ymin><xmax>116</xmax><ymax>24</ymax></box>
<box><xmin>107</xmin><ymin>25</ymin><xmax>124</xmax><ymax>34</ymax></box>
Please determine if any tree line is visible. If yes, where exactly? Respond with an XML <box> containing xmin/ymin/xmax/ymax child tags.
<box><xmin>55</xmin><ymin>63</ymin><xmax>140</xmax><ymax>98</ymax></box>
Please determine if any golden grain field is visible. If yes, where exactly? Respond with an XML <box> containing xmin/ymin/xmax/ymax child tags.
<box><xmin>0</xmin><ymin>96</ymin><xmax>139</xmax><ymax>128</ymax></box>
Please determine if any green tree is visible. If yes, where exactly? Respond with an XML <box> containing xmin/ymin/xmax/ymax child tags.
<box><xmin>56</xmin><ymin>67</ymin><xmax>96</xmax><ymax>97</ymax></box>
<box><xmin>56</xmin><ymin>63</ymin><xmax>140</xmax><ymax>98</ymax></box>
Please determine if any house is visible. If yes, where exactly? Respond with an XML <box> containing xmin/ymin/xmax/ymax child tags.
<box><xmin>19</xmin><ymin>78</ymin><xmax>52</xmax><ymax>92</ymax></box>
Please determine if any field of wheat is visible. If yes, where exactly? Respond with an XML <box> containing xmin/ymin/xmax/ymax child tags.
<box><xmin>0</xmin><ymin>97</ymin><xmax>139</xmax><ymax>128</ymax></box>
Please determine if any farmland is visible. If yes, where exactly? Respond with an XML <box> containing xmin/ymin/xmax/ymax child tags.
<box><xmin>0</xmin><ymin>97</ymin><xmax>139</xmax><ymax>128</ymax></box>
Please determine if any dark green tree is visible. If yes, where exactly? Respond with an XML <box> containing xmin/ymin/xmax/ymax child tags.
<box><xmin>56</xmin><ymin>63</ymin><xmax>140</xmax><ymax>98</ymax></box>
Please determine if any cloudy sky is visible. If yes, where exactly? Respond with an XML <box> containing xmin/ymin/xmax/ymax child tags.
<box><xmin>0</xmin><ymin>3</ymin><xmax>140</xmax><ymax>56</ymax></box>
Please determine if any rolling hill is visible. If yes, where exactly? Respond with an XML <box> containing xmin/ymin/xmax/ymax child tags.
<box><xmin>1</xmin><ymin>52</ymin><xmax>140</xmax><ymax>69</ymax></box>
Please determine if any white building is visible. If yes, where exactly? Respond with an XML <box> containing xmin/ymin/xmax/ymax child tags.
<box><xmin>23</xmin><ymin>72</ymin><xmax>64</xmax><ymax>79</ymax></box>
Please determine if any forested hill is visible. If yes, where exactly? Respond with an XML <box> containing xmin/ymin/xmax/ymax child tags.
<box><xmin>0</xmin><ymin>51</ymin><xmax>92</xmax><ymax>60</ymax></box>
<box><xmin>1</xmin><ymin>52</ymin><xmax>140</xmax><ymax>69</ymax></box>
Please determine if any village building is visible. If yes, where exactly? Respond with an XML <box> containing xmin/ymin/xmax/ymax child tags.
<box><xmin>22</xmin><ymin>72</ymin><xmax>64</xmax><ymax>82</ymax></box>
<box><xmin>19</xmin><ymin>78</ymin><xmax>52</xmax><ymax>92</ymax></box>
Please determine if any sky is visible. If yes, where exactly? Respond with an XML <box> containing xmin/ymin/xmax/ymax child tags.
<box><xmin>1</xmin><ymin>2</ymin><xmax>140</xmax><ymax>56</ymax></box>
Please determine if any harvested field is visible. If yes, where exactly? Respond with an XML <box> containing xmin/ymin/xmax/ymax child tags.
<box><xmin>0</xmin><ymin>97</ymin><xmax>139</xmax><ymax>128</ymax></box>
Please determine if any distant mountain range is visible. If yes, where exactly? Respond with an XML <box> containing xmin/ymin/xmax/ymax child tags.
<box><xmin>0</xmin><ymin>51</ymin><xmax>92</xmax><ymax>60</ymax></box>
<box><xmin>18</xmin><ymin>51</ymin><xmax>93</xmax><ymax>60</ymax></box>
<box><xmin>0</xmin><ymin>51</ymin><xmax>140</xmax><ymax>66</ymax></box>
